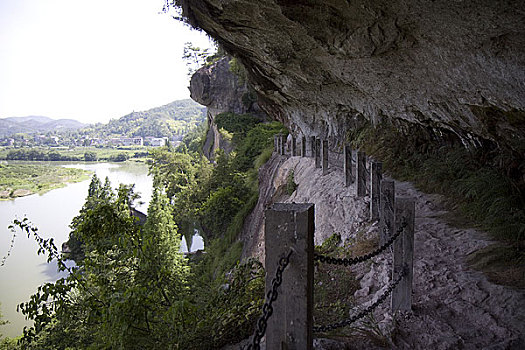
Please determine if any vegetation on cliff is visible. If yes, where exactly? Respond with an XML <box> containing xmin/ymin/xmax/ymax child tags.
<box><xmin>348</xmin><ymin>120</ymin><xmax>525</xmax><ymax>287</ymax></box>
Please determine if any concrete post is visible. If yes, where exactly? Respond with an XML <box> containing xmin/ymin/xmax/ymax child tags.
<box><xmin>280</xmin><ymin>134</ymin><xmax>286</xmax><ymax>156</ymax></box>
<box><xmin>315</xmin><ymin>138</ymin><xmax>321</xmax><ymax>168</ymax></box>
<box><xmin>344</xmin><ymin>145</ymin><xmax>353</xmax><ymax>187</ymax></box>
<box><xmin>265</xmin><ymin>203</ymin><xmax>314</xmax><ymax>350</ymax></box>
<box><xmin>370</xmin><ymin>162</ymin><xmax>383</xmax><ymax>221</ymax></box>
<box><xmin>356</xmin><ymin>151</ymin><xmax>367</xmax><ymax>197</ymax></box>
<box><xmin>379</xmin><ymin>180</ymin><xmax>395</xmax><ymax>246</ymax></box>
<box><xmin>309</xmin><ymin>136</ymin><xmax>316</xmax><ymax>158</ymax></box>
<box><xmin>391</xmin><ymin>197</ymin><xmax>415</xmax><ymax>312</ymax></box>
<box><xmin>301</xmin><ymin>136</ymin><xmax>307</xmax><ymax>157</ymax></box>
<box><xmin>292</xmin><ymin>136</ymin><xmax>297</xmax><ymax>156</ymax></box>
<box><xmin>322</xmin><ymin>139</ymin><xmax>329</xmax><ymax>175</ymax></box>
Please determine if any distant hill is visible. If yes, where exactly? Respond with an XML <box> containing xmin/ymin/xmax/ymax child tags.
<box><xmin>87</xmin><ymin>99</ymin><xmax>206</xmax><ymax>140</ymax></box>
<box><xmin>0</xmin><ymin>116</ymin><xmax>86</xmax><ymax>137</ymax></box>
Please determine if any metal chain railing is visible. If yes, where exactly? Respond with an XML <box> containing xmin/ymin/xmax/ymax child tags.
<box><xmin>243</xmin><ymin>250</ymin><xmax>293</xmax><ymax>350</ymax></box>
<box><xmin>313</xmin><ymin>266</ymin><xmax>407</xmax><ymax>332</ymax></box>
<box><xmin>314</xmin><ymin>222</ymin><xmax>407</xmax><ymax>266</ymax></box>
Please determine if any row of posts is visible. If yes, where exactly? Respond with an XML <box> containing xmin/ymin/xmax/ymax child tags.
<box><xmin>269</xmin><ymin>133</ymin><xmax>416</xmax><ymax>349</ymax></box>
<box><xmin>274</xmin><ymin>134</ymin><xmax>389</xmax><ymax>222</ymax></box>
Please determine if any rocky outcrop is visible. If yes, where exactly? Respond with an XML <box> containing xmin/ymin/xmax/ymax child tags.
<box><xmin>180</xmin><ymin>0</ymin><xmax>524</xmax><ymax>167</ymax></box>
<box><xmin>190</xmin><ymin>57</ymin><xmax>265</xmax><ymax>159</ymax></box>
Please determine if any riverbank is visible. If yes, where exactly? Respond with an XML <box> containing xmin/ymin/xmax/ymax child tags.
<box><xmin>0</xmin><ymin>163</ymin><xmax>92</xmax><ymax>200</ymax></box>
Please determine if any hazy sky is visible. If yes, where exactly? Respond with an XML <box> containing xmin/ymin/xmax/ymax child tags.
<box><xmin>0</xmin><ymin>0</ymin><xmax>214</xmax><ymax>123</ymax></box>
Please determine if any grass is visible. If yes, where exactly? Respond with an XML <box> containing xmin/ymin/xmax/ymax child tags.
<box><xmin>349</xmin><ymin>120</ymin><xmax>525</xmax><ymax>286</ymax></box>
<box><xmin>0</xmin><ymin>162</ymin><xmax>92</xmax><ymax>199</ymax></box>
<box><xmin>313</xmin><ymin>233</ymin><xmax>392</xmax><ymax>346</ymax></box>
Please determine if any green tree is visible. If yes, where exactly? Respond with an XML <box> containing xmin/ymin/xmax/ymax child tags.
<box><xmin>83</xmin><ymin>151</ymin><xmax>97</xmax><ymax>162</ymax></box>
<box><xmin>16</xmin><ymin>179</ymin><xmax>191</xmax><ymax>349</ymax></box>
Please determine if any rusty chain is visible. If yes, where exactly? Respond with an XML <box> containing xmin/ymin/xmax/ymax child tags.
<box><xmin>243</xmin><ymin>250</ymin><xmax>293</xmax><ymax>350</ymax></box>
<box><xmin>314</xmin><ymin>222</ymin><xmax>407</xmax><ymax>266</ymax></box>
<box><xmin>313</xmin><ymin>265</ymin><xmax>407</xmax><ymax>332</ymax></box>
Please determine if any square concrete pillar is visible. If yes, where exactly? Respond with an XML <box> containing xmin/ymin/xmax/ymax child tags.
<box><xmin>370</xmin><ymin>161</ymin><xmax>383</xmax><ymax>221</ymax></box>
<box><xmin>265</xmin><ymin>203</ymin><xmax>314</xmax><ymax>350</ymax></box>
<box><xmin>356</xmin><ymin>151</ymin><xmax>367</xmax><ymax>197</ymax></box>
<box><xmin>379</xmin><ymin>180</ymin><xmax>395</xmax><ymax>246</ymax></box>
<box><xmin>344</xmin><ymin>145</ymin><xmax>353</xmax><ymax>187</ymax></box>
<box><xmin>280</xmin><ymin>134</ymin><xmax>286</xmax><ymax>156</ymax></box>
<box><xmin>309</xmin><ymin>136</ymin><xmax>316</xmax><ymax>158</ymax></box>
<box><xmin>391</xmin><ymin>197</ymin><xmax>415</xmax><ymax>312</ymax></box>
<box><xmin>322</xmin><ymin>139</ymin><xmax>329</xmax><ymax>175</ymax></box>
<box><xmin>315</xmin><ymin>138</ymin><xmax>321</xmax><ymax>168</ymax></box>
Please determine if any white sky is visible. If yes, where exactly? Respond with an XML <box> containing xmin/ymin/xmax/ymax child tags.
<box><xmin>0</xmin><ymin>0</ymin><xmax>214</xmax><ymax>123</ymax></box>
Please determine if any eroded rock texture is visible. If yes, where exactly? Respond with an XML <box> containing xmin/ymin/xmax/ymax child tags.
<box><xmin>181</xmin><ymin>0</ymin><xmax>524</xmax><ymax>154</ymax></box>
<box><xmin>190</xmin><ymin>56</ymin><xmax>265</xmax><ymax>158</ymax></box>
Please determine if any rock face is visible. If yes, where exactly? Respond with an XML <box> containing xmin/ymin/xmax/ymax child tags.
<box><xmin>190</xmin><ymin>57</ymin><xmax>265</xmax><ymax>159</ymax></box>
<box><xmin>180</xmin><ymin>0</ymin><xmax>524</xmax><ymax>158</ymax></box>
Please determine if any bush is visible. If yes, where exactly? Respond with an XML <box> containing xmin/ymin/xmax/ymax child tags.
<box><xmin>199</xmin><ymin>187</ymin><xmax>245</xmax><ymax>238</ymax></box>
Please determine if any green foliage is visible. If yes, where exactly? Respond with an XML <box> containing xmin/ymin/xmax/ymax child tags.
<box><xmin>228</xmin><ymin>58</ymin><xmax>247</xmax><ymax>85</ymax></box>
<box><xmin>83</xmin><ymin>151</ymin><xmax>97</xmax><ymax>162</ymax></box>
<box><xmin>183</xmin><ymin>258</ymin><xmax>264</xmax><ymax>349</ymax></box>
<box><xmin>143</xmin><ymin>114</ymin><xmax>285</xmax><ymax>345</ymax></box>
<box><xmin>286</xmin><ymin>170</ymin><xmax>298</xmax><ymax>195</ymax></box>
<box><xmin>15</xmin><ymin>176</ymin><xmax>190</xmax><ymax>349</ymax></box>
<box><xmin>231</xmin><ymin>121</ymin><xmax>287</xmax><ymax>172</ymax></box>
<box><xmin>108</xmin><ymin>152</ymin><xmax>129</xmax><ymax>162</ymax></box>
<box><xmin>349</xmin><ymin>121</ymin><xmax>525</xmax><ymax>243</ymax></box>
<box><xmin>200</xmin><ymin>186</ymin><xmax>245</xmax><ymax>238</ymax></box>
<box><xmin>5</xmin><ymin>149</ymin><xmax>80</xmax><ymax>161</ymax></box>
<box><xmin>182</xmin><ymin>42</ymin><xmax>220</xmax><ymax>76</ymax></box>
<box><xmin>214</xmin><ymin>112</ymin><xmax>261</xmax><ymax>145</ymax></box>
<box><xmin>1</xmin><ymin>146</ymin><xmax>142</xmax><ymax>162</ymax></box>
<box><xmin>0</xmin><ymin>163</ymin><xmax>91</xmax><ymax>199</ymax></box>
<box><xmin>241</xmin><ymin>90</ymin><xmax>257</xmax><ymax>109</ymax></box>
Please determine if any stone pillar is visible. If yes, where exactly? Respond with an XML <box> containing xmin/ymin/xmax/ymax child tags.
<box><xmin>391</xmin><ymin>197</ymin><xmax>415</xmax><ymax>312</ymax></box>
<box><xmin>274</xmin><ymin>135</ymin><xmax>279</xmax><ymax>153</ymax></box>
<box><xmin>344</xmin><ymin>145</ymin><xmax>353</xmax><ymax>187</ymax></box>
<box><xmin>315</xmin><ymin>138</ymin><xmax>321</xmax><ymax>168</ymax></box>
<box><xmin>356</xmin><ymin>151</ymin><xmax>367</xmax><ymax>197</ymax></box>
<box><xmin>309</xmin><ymin>136</ymin><xmax>316</xmax><ymax>158</ymax></box>
<box><xmin>370</xmin><ymin>161</ymin><xmax>383</xmax><ymax>221</ymax></box>
<box><xmin>265</xmin><ymin>203</ymin><xmax>314</xmax><ymax>350</ymax></box>
<box><xmin>379</xmin><ymin>180</ymin><xmax>395</xmax><ymax>246</ymax></box>
<box><xmin>280</xmin><ymin>134</ymin><xmax>286</xmax><ymax>156</ymax></box>
<box><xmin>292</xmin><ymin>136</ymin><xmax>297</xmax><ymax>156</ymax></box>
<box><xmin>322</xmin><ymin>139</ymin><xmax>329</xmax><ymax>175</ymax></box>
<box><xmin>301</xmin><ymin>136</ymin><xmax>307</xmax><ymax>157</ymax></box>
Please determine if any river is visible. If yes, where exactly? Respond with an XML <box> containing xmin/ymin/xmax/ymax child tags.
<box><xmin>0</xmin><ymin>161</ymin><xmax>203</xmax><ymax>338</ymax></box>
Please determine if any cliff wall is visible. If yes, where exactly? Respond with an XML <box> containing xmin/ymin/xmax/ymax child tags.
<box><xmin>190</xmin><ymin>56</ymin><xmax>265</xmax><ymax>159</ymax></box>
<box><xmin>180</xmin><ymin>0</ymin><xmax>524</xmax><ymax>173</ymax></box>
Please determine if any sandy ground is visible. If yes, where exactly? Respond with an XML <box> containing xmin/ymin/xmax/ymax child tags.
<box><xmin>242</xmin><ymin>153</ymin><xmax>525</xmax><ymax>349</ymax></box>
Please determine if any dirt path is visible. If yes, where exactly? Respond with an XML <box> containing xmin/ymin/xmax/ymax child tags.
<box><xmin>391</xmin><ymin>181</ymin><xmax>524</xmax><ymax>349</ymax></box>
<box><xmin>235</xmin><ymin>153</ymin><xmax>524</xmax><ymax>349</ymax></box>
<box><xmin>276</xmin><ymin>154</ymin><xmax>524</xmax><ymax>349</ymax></box>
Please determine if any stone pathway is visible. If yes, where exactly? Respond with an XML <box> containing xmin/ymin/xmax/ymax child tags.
<box><xmin>284</xmin><ymin>155</ymin><xmax>524</xmax><ymax>349</ymax></box>
<box><xmin>235</xmin><ymin>154</ymin><xmax>524</xmax><ymax>349</ymax></box>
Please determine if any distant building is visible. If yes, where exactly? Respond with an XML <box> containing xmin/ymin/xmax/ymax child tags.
<box><xmin>107</xmin><ymin>137</ymin><xmax>143</xmax><ymax>146</ymax></box>
<box><xmin>150</xmin><ymin>137</ymin><xmax>168</xmax><ymax>147</ymax></box>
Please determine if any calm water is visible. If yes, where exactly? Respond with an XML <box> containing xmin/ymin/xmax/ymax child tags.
<box><xmin>0</xmin><ymin>162</ymin><xmax>203</xmax><ymax>337</ymax></box>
